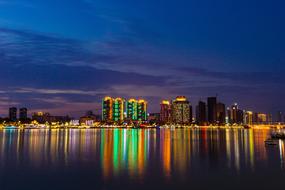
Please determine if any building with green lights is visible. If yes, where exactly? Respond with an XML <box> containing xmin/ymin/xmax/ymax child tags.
<box><xmin>137</xmin><ymin>100</ymin><xmax>147</xmax><ymax>121</ymax></box>
<box><xmin>113</xmin><ymin>98</ymin><xmax>125</xmax><ymax>122</ymax></box>
<box><xmin>126</xmin><ymin>99</ymin><xmax>138</xmax><ymax>121</ymax></box>
<box><xmin>102</xmin><ymin>97</ymin><xmax>113</xmax><ymax>122</ymax></box>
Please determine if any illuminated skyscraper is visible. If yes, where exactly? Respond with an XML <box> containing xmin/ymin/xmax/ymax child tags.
<box><xmin>126</xmin><ymin>99</ymin><xmax>138</xmax><ymax>121</ymax></box>
<box><xmin>113</xmin><ymin>98</ymin><xmax>125</xmax><ymax>122</ymax></box>
<box><xmin>137</xmin><ymin>99</ymin><xmax>147</xmax><ymax>121</ymax></box>
<box><xmin>245</xmin><ymin>111</ymin><xmax>253</xmax><ymax>125</ymax></box>
<box><xmin>102</xmin><ymin>97</ymin><xmax>113</xmax><ymax>122</ymax></box>
<box><xmin>160</xmin><ymin>100</ymin><xmax>171</xmax><ymax>124</ymax></box>
<box><xmin>171</xmin><ymin>96</ymin><xmax>191</xmax><ymax>124</ymax></box>
<box><xmin>229</xmin><ymin>103</ymin><xmax>243</xmax><ymax>124</ymax></box>
<box><xmin>207</xmin><ymin>97</ymin><xmax>217</xmax><ymax>124</ymax></box>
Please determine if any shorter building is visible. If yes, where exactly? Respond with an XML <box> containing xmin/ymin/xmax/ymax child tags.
<box><xmin>80</xmin><ymin>110</ymin><xmax>97</xmax><ymax>125</ymax></box>
<box><xmin>148</xmin><ymin>113</ymin><xmax>160</xmax><ymax>124</ymax></box>
<box><xmin>32</xmin><ymin>112</ymin><xmax>71</xmax><ymax>124</ymax></box>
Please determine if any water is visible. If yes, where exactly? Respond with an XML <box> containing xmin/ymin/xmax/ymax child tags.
<box><xmin>0</xmin><ymin>128</ymin><xmax>284</xmax><ymax>190</ymax></box>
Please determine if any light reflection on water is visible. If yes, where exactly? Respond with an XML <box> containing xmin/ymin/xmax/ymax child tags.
<box><xmin>0</xmin><ymin>128</ymin><xmax>284</xmax><ymax>189</ymax></box>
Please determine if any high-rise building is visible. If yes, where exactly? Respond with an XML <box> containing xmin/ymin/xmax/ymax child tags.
<box><xmin>196</xmin><ymin>101</ymin><xmax>207</xmax><ymax>125</ymax></box>
<box><xmin>244</xmin><ymin>111</ymin><xmax>253</xmax><ymax>125</ymax></box>
<box><xmin>126</xmin><ymin>99</ymin><xmax>138</xmax><ymax>121</ymax></box>
<box><xmin>137</xmin><ymin>99</ymin><xmax>147</xmax><ymax>121</ymax></box>
<box><xmin>160</xmin><ymin>100</ymin><xmax>171</xmax><ymax>124</ymax></box>
<box><xmin>237</xmin><ymin>109</ymin><xmax>244</xmax><ymax>124</ymax></box>
<box><xmin>207</xmin><ymin>97</ymin><xmax>217</xmax><ymax>124</ymax></box>
<box><xmin>229</xmin><ymin>103</ymin><xmax>238</xmax><ymax>124</ymax></box>
<box><xmin>9</xmin><ymin>107</ymin><xmax>17</xmax><ymax>122</ymax></box>
<box><xmin>257</xmin><ymin>113</ymin><xmax>267</xmax><ymax>123</ymax></box>
<box><xmin>216</xmin><ymin>102</ymin><xmax>226</xmax><ymax>125</ymax></box>
<box><xmin>113</xmin><ymin>98</ymin><xmax>125</xmax><ymax>122</ymax></box>
<box><xmin>19</xmin><ymin>107</ymin><xmax>28</xmax><ymax>120</ymax></box>
<box><xmin>277</xmin><ymin>111</ymin><xmax>283</xmax><ymax>123</ymax></box>
<box><xmin>171</xmin><ymin>96</ymin><xmax>191</xmax><ymax>124</ymax></box>
<box><xmin>102</xmin><ymin>97</ymin><xmax>113</xmax><ymax>122</ymax></box>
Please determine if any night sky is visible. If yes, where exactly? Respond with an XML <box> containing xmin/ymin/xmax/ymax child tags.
<box><xmin>0</xmin><ymin>0</ymin><xmax>285</xmax><ymax>117</ymax></box>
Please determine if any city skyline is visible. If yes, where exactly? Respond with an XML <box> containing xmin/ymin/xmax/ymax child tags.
<box><xmin>1</xmin><ymin>96</ymin><xmax>282</xmax><ymax>124</ymax></box>
<box><xmin>0</xmin><ymin>0</ymin><xmax>285</xmax><ymax>117</ymax></box>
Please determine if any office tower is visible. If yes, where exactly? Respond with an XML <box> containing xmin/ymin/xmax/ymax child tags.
<box><xmin>160</xmin><ymin>100</ymin><xmax>171</xmax><ymax>124</ymax></box>
<box><xmin>277</xmin><ymin>111</ymin><xmax>283</xmax><ymax>123</ymax></box>
<box><xmin>207</xmin><ymin>97</ymin><xmax>217</xmax><ymax>124</ymax></box>
<box><xmin>126</xmin><ymin>99</ymin><xmax>138</xmax><ymax>121</ymax></box>
<box><xmin>102</xmin><ymin>97</ymin><xmax>113</xmax><ymax>122</ymax></box>
<box><xmin>113</xmin><ymin>98</ymin><xmax>125</xmax><ymax>122</ymax></box>
<box><xmin>216</xmin><ymin>102</ymin><xmax>226</xmax><ymax>125</ymax></box>
<box><xmin>244</xmin><ymin>111</ymin><xmax>253</xmax><ymax>125</ymax></box>
<box><xmin>9</xmin><ymin>107</ymin><xmax>17</xmax><ymax>122</ymax></box>
<box><xmin>19</xmin><ymin>107</ymin><xmax>28</xmax><ymax>120</ymax></box>
<box><xmin>237</xmin><ymin>109</ymin><xmax>244</xmax><ymax>124</ymax></box>
<box><xmin>138</xmin><ymin>99</ymin><xmax>147</xmax><ymax>121</ymax></box>
<box><xmin>189</xmin><ymin>105</ymin><xmax>193</xmax><ymax>123</ymax></box>
<box><xmin>257</xmin><ymin>113</ymin><xmax>267</xmax><ymax>124</ymax></box>
<box><xmin>267</xmin><ymin>114</ymin><xmax>273</xmax><ymax>124</ymax></box>
<box><xmin>230</xmin><ymin>103</ymin><xmax>238</xmax><ymax>124</ymax></box>
<box><xmin>196</xmin><ymin>101</ymin><xmax>207</xmax><ymax>125</ymax></box>
<box><xmin>227</xmin><ymin>107</ymin><xmax>231</xmax><ymax>124</ymax></box>
<box><xmin>171</xmin><ymin>96</ymin><xmax>191</xmax><ymax>124</ymax></box>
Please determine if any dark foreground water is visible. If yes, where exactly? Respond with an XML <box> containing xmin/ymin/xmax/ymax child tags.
<box><xmin>0</xmin><ymin>128</ymin><xmax>284</xmax><ymax>190</ymax></box>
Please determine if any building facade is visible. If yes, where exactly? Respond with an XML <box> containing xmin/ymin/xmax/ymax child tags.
<box><xmin>102</xmin><ymin>97</ymin><xmax>113</xmax><ymax>122</ymax></box>
<box><xmin>207</xmin><ymin>97</ymin><xmax>217</xmax><ymax>124</ymax></box>
<box><xmin>196</xmin><ymin>101</ymin><xmax>207</xmax><ymax>126</ymax></box>
<box><xmin>160</xmin><ymin>100</ymin><xmax>171</xmax><ymax>124</ymax></box>
<box><xmin>171</xmin><ymin>96</ymin><xmax>191</xmax><ymax>124</ymax></box>
<box><xmin>9</xmin><ymin>107</ymin><xmax>17</xmax><ymax>122</ymax></box>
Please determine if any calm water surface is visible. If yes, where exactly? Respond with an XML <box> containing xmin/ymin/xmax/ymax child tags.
<box><xmin>0</xmin><ymin>128</ymin><xmax>284</xmax><ymax>190</ymax></box>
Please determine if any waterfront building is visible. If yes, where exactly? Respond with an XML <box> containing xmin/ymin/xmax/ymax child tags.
<box><xmin>126</xmin><ymin>99</ymin><xmax>138</xmax><ymax>121</ymax></box>
<box><xmin>137</xmin><ymin>99</ymin><xmax>147</xmax><ymax>121</ymax></box>
<box><xmin>216</xmin><ymin>102</ymin><xmax>226</xmax><ymax>125</ymax></box>
<box><xmin>113</xmin><ymin>98</ymin><xmax>125</xmax><ymax>122</ymax></box>
<box><xmin>277</xmin><ymin>111</ymin><xmax>283</xmax><ymax>123</ymax></box>
<box><xmin>244</xmin><ymin>111</ymin><xmax>253</xmax><ymax>125</ymax></box>
<box><xmin>148</xmin><ymin>113</ymin><xmax>160</xmax><ymax>124</ymax></box>
<box><xmin>227</xmin><ymin>103</ymin><xmax>243</xmax><ymax>124</ymax></box>
<box><xmin>171</xmin><ymin>96</ymin><xmax>191</xmax><ymax>124</ymax></box>
<box><xmin>9</xmin><ymin>107</ymin><xmax>17</xmax><ymax>122</ymax></box>
<box><xmin>102</xmin><ymin>97</ymin><xmax>113</xmax><ymax>122</ymax></box>
<box><xmin>160</xmin><ymin>100</ymin><xmax>171</xmax><ymax>124</ymax></box>
<box><xmin>32</xmin><ymin>112</ymin><xmax>71</xmax><ymax>124</ymax></box>
<box><xmin>257</xmin><ymin>113</ymin><xmax>267</xmax><ymax>124</ymax></box>
<box><xmin>207</xmin><ymin>97</ymin><xmax>217</xmax><ymax>124</ymax></box>
<box><xmin>196</xmin><ymin>101</ymin><xmax>207</xmax><ymax>125</ymax></box>
<box><xmin>19</xmin><ymin>107</ymin><xmax>28</xmax><ymax>121</ymax></box>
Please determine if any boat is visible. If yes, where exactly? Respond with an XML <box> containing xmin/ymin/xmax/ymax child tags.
<box><xmin>264</xmin><ymin>139</ymin><xmax>278</xmax><ymax>146</ymax></box>
<box><xmin>271</xmin><ymin>131</ymin><xmax>285</xmax><ymax>139</ymax></box>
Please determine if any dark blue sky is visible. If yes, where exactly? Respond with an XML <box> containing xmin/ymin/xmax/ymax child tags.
<box><xmin>0</xmin><ymin>0</ymin><xmax>285</xmax><ymax>117</ymax></box>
